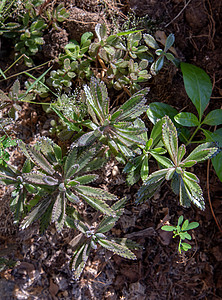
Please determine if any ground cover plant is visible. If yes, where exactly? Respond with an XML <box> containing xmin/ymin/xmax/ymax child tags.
<box><xmin>0</xmin><ymin>1</ymin><xmax>221</xmax><ymax>298</ymax></box>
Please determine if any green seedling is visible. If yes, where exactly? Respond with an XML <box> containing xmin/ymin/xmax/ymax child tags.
<box><xmin>161</xmin><ymin>215</ymin><xmax>199</xmax><ymax>253</ymax></box>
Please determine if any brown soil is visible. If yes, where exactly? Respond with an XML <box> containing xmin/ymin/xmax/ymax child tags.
<box><xmin>0</xmin><ymin>0</ymin><xmax>222</xmax><ymax>299</ymax></box>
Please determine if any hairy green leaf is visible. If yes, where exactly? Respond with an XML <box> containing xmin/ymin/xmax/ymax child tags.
<box><xmin>183</xmin><ymin>142</ymin><xmax>218</xmax><ymax>163</ymax></box>
<box><xmin>25</xmin><ymin>145</ymin><xmax>54</xmax><ymax>175</ymax></box>
<box><xmin>79</xmin><ymin>193</ymin><xmax>116</xmax><ymax>217</ymax></box>
<box><xmin>98</xmin><ymin>238</ymin><xmax>136</xmax><ymax>260</ymax></box>
<box><xmin>162</xmin><ymin>116</ymin><xmax>178</xmax><ymax>163</ymax></box>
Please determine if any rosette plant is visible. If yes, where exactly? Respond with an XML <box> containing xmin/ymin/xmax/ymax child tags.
<box><xmin>75</xmin><ymin>77</ymin><xmax>149</xmax><ymax>162</ymax></box>
<box><xmin>137</xmin><ymin>116</ymin><xmax>219</xmax><ymax>209</ymax></box>
<box><xmin>0</xmin><ymin>137</ymin><xmax>117</xmax><ymax>233</ymax></box>
<box><xmin>66</xmin><ymin>198</ymin><xmax>138</xmax><ymax>279</ymax></box>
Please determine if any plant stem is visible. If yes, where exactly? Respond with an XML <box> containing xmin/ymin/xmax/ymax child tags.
<box><xmin>2</xmin><ymin>54</ymin><xmax>26</xmax><ymax>75</ymax></box>
<box><xmin>0</xmin><ymin>59</ymin><xmax>53</xmax><ymax>82</ymax></box>
<box><xmin>186</xmin><ymin>125</ymin><xmax>201</xmax><ymax>146</ymax></box>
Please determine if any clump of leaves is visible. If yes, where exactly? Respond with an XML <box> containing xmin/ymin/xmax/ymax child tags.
<box><xmin>146</xmin><ymin>63</ymin><xmax>222</xmax><ymax>181</ymax></box>
<box><xmin>137</xmin><ymin>116</ymin><xmax>219</xmax><ymax>209</ymax></box>
<box><xmin>143</xmin><ymin>33</ymin><xmax>179</xmax><ymax>73</ymax></box>
<box><xmin>74</xmin><ymin>77</ymin><xmax>149</xmax><ymax>162</ymax></box>
<box><xmin>47</xmin><ymin>58</ymin><xmax>79</xmax><ymax>93</ymax></box>
<box><xmin>14</xmin><ymin>18</ymin><xmax>46</xmax><ymax>66</ymax></box>
<box><xmin>161</xmin><ymin>215</ymin><xmax>199</xmax><ymax>253</ymax></box>
<box><xmin>90</xmin><ymin>24</ymin><xmax>152</xmax><ymax>93</ymax></box>
<box><xmin>176</xmin><ymin>63</ymin><xmax>222</xmax><ymax>181</ymax></box>
<box><xmin>48</xmin><ymin>23</ymin><xmax>179</xmax><ymax>94</ymax></box>
<box><xmin>0</xmin><ymin>137</ymin><xmax>139</xmax><ymax>279</ymax></box>
<box><xmin>67</xmin><ymin>198</ymin><xmax>138</xmax><ymax>279</ymax></box>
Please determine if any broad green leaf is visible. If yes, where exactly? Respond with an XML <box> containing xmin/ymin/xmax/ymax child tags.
<box><xmin>52</xmin><ymin>193</ymin><xmax>63</xmax><ymax>223</ymax></box>
<box><xmin>174</xmin><ymin>112</ymin><xmax>200</xmax><ymax>127</ymax></box>
<box><xmin>65</xmin><ymin>190</ymin><xmax>80</xmax><ymax>203</ymax></box>
<box><xmin>154</xmin><ymin>56</ymin><xmax>164</xmax><ymax>72</ymax></box>
<box><xmin>181</xmin><ymin>242</ymin><xmax>192</xmax><ymax>251</ymax></box>
<box><xmin>97</xmin><ymin>216</ymin><xmax>120</xmax><ymax>234</ymax></box>
<box><xmin>180</xmin><ymin>160</ymin><xmax>197</xmax><ymax>168</ymax></box>
<box><xmin>71</xmin><ymin>243</ymin><xmax>90</xmax><ymax>279</ymax></box>
<box><xmin>161</xmin><ymin>225</ymin><xmax>175</xmax><ymax>231</ymax></box>
<box><xmin>203</xmin><ymin>128</ymin><xmax>222</xmax><ymax>147</ymax></box>
<box><xmin>97</xmin><ymin>198</ymin><xmax>126</xmax><ymax>233</ymax></box>
<box><xmin>212</xmin><ymin>151</ymin><xmax>222</xmax><ymax>182</ymax></box>
<box><xmin>202</xmin><ymin>109</ymin><xmax>222</xmax><ymax>125</ymax></box>
<box><xmin>181</xmin><ymin>219</ymin><xmax>189</xmax><ymax>231</ymax></box>
<box><xmin>178</xmin><ymin>215</ymin><xmax>184</xmax><ymax>226</ymax></box>
<box><xmin>180</xmin><ymin>232</ymin><xmax>191</xmax><ymax>240</ymax></box>
<box><xmin>84</xmin><ymin>81</ymin><xmax>104</xmax><ymax>122</ymax></box>
<box><xmin>76</xmin><ymin>131</ymin><xmax>97</xmax><ymax>147</ymax></box>
<box><xmin>118</xmin><ymin>88</ymin><xmax>148</xmax><ymax>115</ymax></box>
<box><xmin>143</xmin><ymin>33</ymin><xmax>159</xmax><ymax>49</ymax></box>
<box><xmin>186</xmin><ymin>222</ymin><xmax>199</xmax><ymax>230</ymax></box>
<box><xmin>73</xmin><ymin>219</ymin><xmax>89</xmax><ymax>234</ymax></box>
<box><xmin>155</xmin><ymin>49</ymin><xmax>163</xmax><ymax>56</ymax></box>
<box><xmin>183</xmin><ymin>232</ymin><xmax>192</xmax><ymax>240</ymax></box>
<box><xmin>43</xmin><ymin>175</ymin><xmax>59</xmax><ymax>186</ymax></box>
<box><xmin>114</xmin><ymin>130</ymin><xmax>146</xmax><ymax>146</ymax></box>
<box><xmin>147</xmin><ymin>102</ymin><xmax>178</xmax><ymax>124</ymax></box>
<box><xmin>181</xmin><ymin>62</ymin><xmax>212</xmax><ymax>118</ymax></box>
<box><xmin>164</xmin><ymin>33</ymin><xmax>175</xmax><ymax>52</ymax></box>
<box><xmin>150</xmin><ymin>152</ymin><xmax>174</xmax><ymax>168</ymax></box>
<box><xmin>21</xmin><ymin>195</ymin><xmax>52</xmax><ymax>230</ymax></box>
<box><xmin>81</xmin><ymin>31</ymin><xmax>93</xmax><ymax>45</ymax></box>
<box><xmin>65</xmin><ymin>164</ymin><xmax>80</xmax><ymax>180</ymax></box>
<box><xmin>178</xmin><ymin>176</ymin><xmax>192</xmax><ymax>208</ymax></box>
<box><xmin>150</xmin><ymin>119</ymin><xmax>164</xmax><ymax>146</ymax></box>
<box><xmin>203</xmin><ymin>128</ymin><xmax>222</xmax><ymax>181</ymax></box>
<box><xmin>183</xmin><ymin>171</ymin><xmax>199</xmax><ymax>183</ymax></box>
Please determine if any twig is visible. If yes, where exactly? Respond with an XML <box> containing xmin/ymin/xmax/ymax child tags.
<box><xmin>207</xmin><ymin>159</ymin><xmax>222</xmax><ymax>232</ymax></box>
<box><xmin>165</xmin><ymin>0</ymin><xmax>192</xmax><ymax>28</ymax></box>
